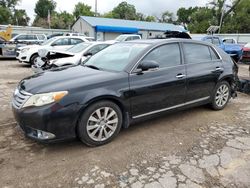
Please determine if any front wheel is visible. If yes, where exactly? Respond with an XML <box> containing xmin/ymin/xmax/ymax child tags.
<box><xmin>30</xmin><ymin>54</ymin><xmax>39</xmax><ymax>65</ymax></box>
<box><xmin>211</xmin><ymin>81</ymin><xmax>231</xmax><ymax>110</ymax></box>
<box><xmin>77</xmin><ymin>101</ymin><xmax>123</xmax><ymax>146</ymax></box>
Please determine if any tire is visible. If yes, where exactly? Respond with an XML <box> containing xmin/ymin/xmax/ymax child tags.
<box><xmin>77</xmin><ymin>100</ymin><xmax>123</xmax><ymax>146</ymax></box>
<box><xmin>211</xmin><ymin>81</ymin><xmax>231</xmax><ymax>110</ymax></box>
<box><xmin>30</xmin><ymin>54</ymin><xmax>39</xmax><ymax>66</ymax></box>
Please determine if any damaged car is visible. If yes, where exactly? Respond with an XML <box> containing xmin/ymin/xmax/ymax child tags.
<box><xmin>32</xmin><ymin>41</ymin><xmax>115</xmax><ymax>72</ymax></box>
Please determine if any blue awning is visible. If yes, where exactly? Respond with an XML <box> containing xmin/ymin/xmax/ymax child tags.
<box><xmin>95</xmin><ymin>25</ymin><xmax>139</xmax><ymax>33</ymax></box>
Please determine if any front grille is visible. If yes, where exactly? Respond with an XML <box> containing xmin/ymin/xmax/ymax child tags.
<box><xmin>12</xmin><ymin>88</ymin><xmax>32</xmax><ymax>109</ymax></box>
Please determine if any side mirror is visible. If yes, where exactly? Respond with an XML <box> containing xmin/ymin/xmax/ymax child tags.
<box><xmin>83</xmin><ymin>52</ymin><xmax>93</xmax><ymax>57</ymax></box>
<box><xmin>138</xmin><ymin>60</ymin><xmax>159</xmax><ymax>71</ymax></box>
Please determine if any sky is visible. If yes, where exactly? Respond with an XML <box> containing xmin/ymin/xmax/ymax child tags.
<box><xmin>16</xmin><ymin>0</ymin><xmax>208</xmax><ymax>24</ymax></box>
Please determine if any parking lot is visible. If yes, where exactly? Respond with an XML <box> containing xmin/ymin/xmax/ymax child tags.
<box><xmin>0</xmin><ymin>60</ymin><xmax>250</xmax><ymax>188</ymax></box>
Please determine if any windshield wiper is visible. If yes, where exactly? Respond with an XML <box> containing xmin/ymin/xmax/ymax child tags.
<box><xmin>84</xmin><ymin>65</ymin><xmax>100</xmax><ymax>70</ymax></box>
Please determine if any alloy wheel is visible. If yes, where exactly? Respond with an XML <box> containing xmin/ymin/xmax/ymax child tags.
<box><xmin>86</xmin><ymin>107</ymin><xmax>118</xmax><ymax>142</ymax></box>
<box><xmin>215</xmin><ymin>84</ymin><xmax>230</xmax><ymax>107</ymax></box>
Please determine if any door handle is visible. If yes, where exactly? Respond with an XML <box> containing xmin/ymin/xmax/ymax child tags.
<box><xmin>176</xmin><ymin>74</ymin><xmax>186</xmax><ymax>79</ymax></box>
<box><xmin>212</xmin><ymin>67</ymin><xmax>224</xmax><ymax>73</ymax></box>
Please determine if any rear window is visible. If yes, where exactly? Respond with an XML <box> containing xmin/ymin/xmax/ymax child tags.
<box><xmin>183</xmin><ymin>43</ymin><xmax>212</xmax><ymax>64</ymax></box>
<box><xmin>209</xmin><ymin>47</ymin><xmax>220</xmax><ymax>60</ymax></box>
<box><xmin>37</xmin><ymin>35</ymin><xmax>45</xmax><ymax>40</ymax></box>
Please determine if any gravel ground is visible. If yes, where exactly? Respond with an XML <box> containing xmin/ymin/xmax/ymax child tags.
<box><xmin>0</xmin><ymin>60</ymin><xmax>250</xmax><ymax>188</ymax></box>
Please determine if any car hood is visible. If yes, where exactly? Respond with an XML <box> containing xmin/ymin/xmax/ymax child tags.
<box><xmin>49</xmin><ymin>49</ymin><xmax>75</xmax><ymax>56</ymax></box>
<box><xmin>19</xmin><ymin>44</ymin><xmax>40</xmax><ymax>50</ymax></box>
<box><xmin>53</xmin><ymin>55</ymin><xmax>81</xmax><ymax>66</ymax></box>
<box><xmin>19</xmin><ymin>65</ymin><xmax>124</xmax><ymax>94</ymax></box>
<box><xmin>243</xmin><ymin>47</ymin><xmax>250</xmax><ymax>51</ymax></box>
<box><xmin>224</xmin><ymin>44</ymin><xmax>242</xmax><ymax>52</ymax></box>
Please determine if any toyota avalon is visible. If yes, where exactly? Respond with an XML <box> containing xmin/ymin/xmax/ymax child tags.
<box><xmin>12</xmin><ymin>39</ymin><xmax>238</xmax><ymax>146</ymax></box>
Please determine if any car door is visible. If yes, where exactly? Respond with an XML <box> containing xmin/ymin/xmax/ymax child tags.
<box><xmin>129</xmin><ymin>43</ymin><xmax>186</xmax><ymax>118</ymax></box>
<box><xmin>51</xmin><ymin>38</ymin><xmax>70</xmax><ymax>50</ymax></box>
<box><xmin>182</xmin><ymin>42</ymin><xmax>223</xmax><ymax>102</ymax></box>
<box><xmin>70</xmin><ymin>38</ymin><xmax>84</xmax><ymax>48</ymax></box>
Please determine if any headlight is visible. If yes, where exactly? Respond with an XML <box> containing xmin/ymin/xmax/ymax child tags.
<box><xmin>22</xmin><ymin>91</ymin><xmax>68</xmax><ymax>108</ymax></box>
<box><xmin>21</xmin><ymin>48</ymin><xmax>30</xmax><ymax>53</ymax></box>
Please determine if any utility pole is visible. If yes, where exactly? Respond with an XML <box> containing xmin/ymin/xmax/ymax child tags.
<box><xmin>219</xmin><ymin>1</ymin><xmax>226</xmax><ymax>33</ymax></box>
<box><xmin>95</xmin><ymin>0</ymin><xmax>98</xmax><ymax>16</ymax></box>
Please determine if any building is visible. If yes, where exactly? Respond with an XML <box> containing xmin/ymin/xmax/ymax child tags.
<box><xmin>72</xmin><ymin>16</ymin><xmax>187</xmax><ymax>41</ymax></box>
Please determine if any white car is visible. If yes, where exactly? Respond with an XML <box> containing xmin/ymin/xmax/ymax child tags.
<box><xmin>10</xmin><ymin>33</ymin><xmax>47</xmax><ymax>44</ymax></box>
<box><xmin>33</xmin><ymin>41</ymin><xmax>115</xmax><ymax>71</ymax></box>
<box><xmin>16</xmin><ymin>36</ymin><xmax>90</xmax><ymax>65</ymax></box>
<box><xmin>114</xmin><ymin>34</ymin><xmax>141</xmax><ymax>42</ymax></box>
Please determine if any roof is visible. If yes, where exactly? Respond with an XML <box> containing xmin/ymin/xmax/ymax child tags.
<box><xmin>78</xmin><ymin>16</ymin><xmax>187</xmax><ymax>32</ymax></box>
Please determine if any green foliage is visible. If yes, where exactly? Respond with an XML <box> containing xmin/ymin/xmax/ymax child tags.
<box><xmin>103</xmin><ymin>2</ymin><xmax>156</xmax><ymax>22</ymax></box>
<box><xmin>0</xmin><ymin>0</ymin><xmax>29</xmax><ymax>25</ymax></box>
<box><xmin>111</xmin><ymin>1</ymin><xmax>137</xmax><ymax>20</ymax></box>
<box><xmin>222</xmin><ymin>0</ymin><xmax>250</xmax><ymax>33</ymax></box>
<box><xmin>34</xmin><ymin>0</ymin><xmax>56</xmax><ymax>19</ymax></box>
<box><xmin>177</xmin><ymin>7</ymin><xmax>198</xmax><ymax>24</ymax></box>
<box><xmin>145</xmin><ymin>16</ymin><xmax>156</xmax><ymax>22</ymax></box>
<box><xmin>188</xmin><ymin>7</ymin><xmax>216</xmax><ymax>33</ymax></box>
<box><xmin>51</xmin><ymin>11</ymin><xmax>74</xmax><ymax>29</ymax></box>
<box><xmin>73</xmin><ymin>2</ymin><xmax>94</xmax><ymax>19</ymax></box>
<box><xmin>158</xmin><ymin>11</ymin><xmax>174</xmax><ymax>23</ymax></box>
<box><xmin>13</xmin><ymin>9</ymin><xmax>30</xmax><ymax>26</ymax></box>
<box><xmin>0</xmin><ymin>0</ymin><xmax>19</xmax><ymax>9</ymax></box>
<box><xmin>0</xmin><ymin>6</ymin><xmax>12</xmax><ymax>24</ymax></box>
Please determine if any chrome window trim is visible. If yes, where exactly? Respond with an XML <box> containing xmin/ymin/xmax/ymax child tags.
<box><xmin>132</xmin><ymin>96</ymin><xmax>210</xmax><ymax>119</ymax></box>
<box><xmin>129</xmin><ymin>42</ymin><xmax>182</xmax><ymax>74</ymax></box>
<box><xmin>210</xmin><ymin>46</ymin><xmax>222</xmax><ymax>60</ymax></box>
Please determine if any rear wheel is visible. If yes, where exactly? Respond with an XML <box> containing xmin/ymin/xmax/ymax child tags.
<box><xmin>77</xmin><ymin>101</ymin><xmax>123</xmax><ymax>146</ymax></box>
<box><xmin>211</xmin><ymin>81</ymin><xmax>231</xmax><ymax>110</ymax></box>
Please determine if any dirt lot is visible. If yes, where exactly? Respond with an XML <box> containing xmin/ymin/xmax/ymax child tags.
<box><xmin>0</xmin><ymin>60</ymin><xmax>250</xmax><ymax>188</ymax></box>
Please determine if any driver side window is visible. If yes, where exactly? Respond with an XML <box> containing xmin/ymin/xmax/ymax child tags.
<box><xmin>142</xmin><ymin>43</ymin><xmax>181</xmax><ymax>68</ymax></box>
<box><xmin>52</xmin><ymin>38</ymin><xmax>69</xmax><ymax>46</ymax></box>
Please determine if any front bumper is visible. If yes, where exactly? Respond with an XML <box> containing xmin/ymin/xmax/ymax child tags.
<box><xmin>16</xmin><ymin>51</ymin><xmax>30</xmax><ymax>63</ymax></box>
<box><xmin>12</xmin><ymin>102</ymin><xmax>79</xmax><ymax>143</ymax></box>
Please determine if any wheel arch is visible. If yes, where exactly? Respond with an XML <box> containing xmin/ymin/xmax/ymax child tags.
<box><xmin>29</xmin><ymin>52</ymin><xmax>39</xmax><ymax>63</ymax></box>
<box><xmin>218</xmin><ymin>75</ymin><xmax>234</xmax><ymax>86</ymax></box>
<box><xmin>75</xmin><ymin>95</ymin><xmax>130</xmax><ymax>137</ymax></box>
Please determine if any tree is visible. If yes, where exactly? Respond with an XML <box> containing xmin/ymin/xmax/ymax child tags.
<box><xmin>0</xmin><ymin>6</ymin><xmax>12</xmax><ymax>24</ymax></box>
<box><xmin>111</xmin><ymin>1</ymin><xmax>137</xmax><ymax>20</ymax></box>
<box><xmin>145</xmin><ymin>16</ymin><xmax>156</xmax><ymax>22</ymax></box>
<box><xmin>188</xmin><ymin>7</ymin><xmax>215</xmax><ymax>33</ymax></box>
<box><xmin>158</xmin><ymin>11</ymin><xmax>174</xmax><ymax>23</ymax></box>
<box><xmin>13</xmin><ymin>9</ymin><xmax>30</xmax><ymax>26</ymax></box>
<box><xmin>177</xmin><ymin>7</ymin><xmax>198</xmax><ymax>24</ymax></box>
<box><xmin>103</xmin><ymin>11</ymin><xmax>114</xmax><ymax>18</ymax></box>
<box><xmin>209</xmin><ymin>0</ymin><xmax>242</xmax><ymax>31</ymax></box>
<box><xmin>0</xmin><ymin>0</ymin><xmax>19</xmax><ymax>9</ymax></box>
<box><xmin>73</xmin><ymin>2</ymin><xmax>94</xmax><ymax>19</ymax></box>
<box><xmin>222</xmin><ymin>0</ymin><xmax>250</xmax><ymax>33</ymax></box>
<box><xmin>51</xmin><ymin>11</ymin><xmax>74</xmax><ymax>29</ymax></box>
<box><xmin>34</xmin><ymin>0</ymin><xmax>56</xmax><ymax>19</ymax></box>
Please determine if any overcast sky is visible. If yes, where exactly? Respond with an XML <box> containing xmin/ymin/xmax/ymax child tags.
<box><xmin>17</xmin><ymin>0</ymin><xmax>208</xmax><ymax>24</ymax></box>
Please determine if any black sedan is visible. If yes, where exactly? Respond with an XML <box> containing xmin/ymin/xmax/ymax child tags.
<box><xmin>12</xmin><ymin>39</ymin><xmax>238</xmax><ymax>146</ymax></box>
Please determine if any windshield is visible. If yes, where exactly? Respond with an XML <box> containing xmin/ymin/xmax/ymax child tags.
<box><xmin>41</xmin><ymin>38</ymin><xmax>56</xmax><ymax>46</ymax></box>
<box><xmin>115</xmin><ymin>35</ymin><xmax>127</xmax><ymax>42</ymax></box>
<box><xmin>67</xmin><ymin>43</ymin><xmax>91</xmax><ymax>53</ymax></box>
<box><xmin>84</xmin><ymin>43</ymin><xmax>149</xmax><ymax>72</ymax></box>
